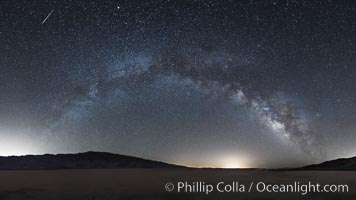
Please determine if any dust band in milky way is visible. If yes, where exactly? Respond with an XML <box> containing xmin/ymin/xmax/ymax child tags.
<box><xmin>50</xmin><ymin>46</ymin><xmax>321</xmax><ymax>157</ymax></box>
<box><xmin>146</xmin><ymin>48</ymin><xmax>320</xmax><ymax>156</ymax></box>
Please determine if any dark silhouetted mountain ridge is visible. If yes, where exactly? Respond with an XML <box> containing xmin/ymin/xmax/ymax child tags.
<box><xmin>300</xmin><ymin>156</ymin><xmax>356</xmax><ymax>171</ymax></box>
<box><xmin>0</xmin><ymin>151</ymin><xmax>184</xmax><ymax>170</ymax></box>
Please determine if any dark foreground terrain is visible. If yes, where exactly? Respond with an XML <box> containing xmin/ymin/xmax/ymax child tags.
<box><xmin>0</xmin><ymin>169</ymin><xmax>355</xmax><ymax>200</ymax></box>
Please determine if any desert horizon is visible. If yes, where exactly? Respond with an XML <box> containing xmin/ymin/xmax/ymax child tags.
<box><xmin>0</xmin><ymin>151</ymin><xmax>356</xmax><ymax>170</ymax></box>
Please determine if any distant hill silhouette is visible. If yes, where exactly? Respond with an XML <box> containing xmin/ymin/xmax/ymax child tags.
<box><xmin>0</xmin><ymin>152</ymin><xmax>184</xmax><ymax>170</ymax></box>
<box><xmin>1</xmin><ymin>152</ymin><xmax>355</xmax><ymax>170</ymax></box>
<box><xmin>300</xmin><ymin>156</ymin><xmax>356</xmax><ymax>171</ymax></box>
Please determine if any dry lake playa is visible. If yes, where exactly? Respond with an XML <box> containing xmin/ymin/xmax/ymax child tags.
<box><xmin>0</xmin><ymin>169</ymin><xmax>355</xmax><ymax>200</ymax></box>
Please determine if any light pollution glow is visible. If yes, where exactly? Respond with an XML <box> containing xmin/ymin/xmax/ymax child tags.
<box><xmin>172</xmin><ymin>155</ymin><xmax>252</xmax><ymax>169</ymax></box>
<box><xmin>0</xmin><ymin>137</ymin><xmax>41</xmax><ymax>156</ymax></box>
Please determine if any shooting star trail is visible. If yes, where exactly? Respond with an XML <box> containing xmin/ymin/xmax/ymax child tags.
<box><xmin>42</xmin><ymin>10</ymin><xmax>54</xmax><ymax>24</ymax></box>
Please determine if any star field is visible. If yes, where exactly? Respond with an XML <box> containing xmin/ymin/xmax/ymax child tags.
<box><xmin>0</xmin><ymin>0</ymin><xmax>355</xmax><ymax>168</ymax></box>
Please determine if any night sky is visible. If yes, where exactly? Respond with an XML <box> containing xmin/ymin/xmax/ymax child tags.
<box><xmin>0</xmin><ymin>0</ymin><xmax>355</xmax><ymax>168</ymax></box>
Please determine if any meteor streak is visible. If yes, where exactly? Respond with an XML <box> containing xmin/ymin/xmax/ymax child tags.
<box><xmin>42</xmin><ymin>10</ymin><xmax>54</xmax><ymax>24</ymax></box>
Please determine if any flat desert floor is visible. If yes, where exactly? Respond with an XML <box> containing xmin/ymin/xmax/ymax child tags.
<box><xmin>0</xmin><ymin>169</ymin><xmax>355</xmax><ymax>200</ymax></box>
